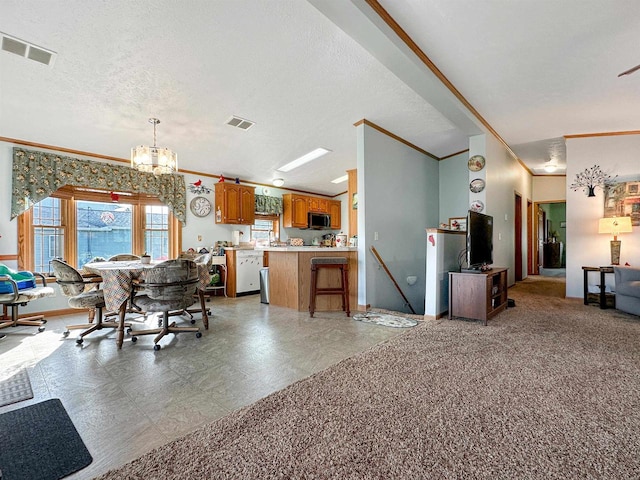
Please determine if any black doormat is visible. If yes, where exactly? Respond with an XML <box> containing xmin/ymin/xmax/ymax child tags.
<box><xmin>0</xmin><ymin>399</ymin><xmax>93</xmax><ymax>480</ymax></box>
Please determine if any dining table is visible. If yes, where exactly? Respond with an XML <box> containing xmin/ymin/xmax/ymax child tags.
<box><xmin>83</xmin><ymin>259</ymin><xmax>212</xmax><ymax>348</ymax></box>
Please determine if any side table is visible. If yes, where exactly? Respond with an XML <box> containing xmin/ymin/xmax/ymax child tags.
<box><xmin>582</xmin><ymin>266</ymin><xmax>615</xmax><ymax>309</ymax></box>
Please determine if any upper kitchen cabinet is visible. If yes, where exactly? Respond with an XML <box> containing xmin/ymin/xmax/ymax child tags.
<box><xmin>329</xmin><ymin>200</ymin><xmax>341</xmax><ymax>230</ymax></box>
<box><xmin>308</xmin><ymin>196</ymin><xmax>328</xmax><ymax>213</ymax></box>
<box><xmin>283</xmin><ymin>193</ymin><xmax>309</xmax><ymax>228</ymax></box>
<box><xmin>215</xmin><ymin>183</ymin><xmax>256</xmax><ymax>225</ymax></box>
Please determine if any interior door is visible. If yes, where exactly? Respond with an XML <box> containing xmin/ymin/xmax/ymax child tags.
<box><xmin>535</xmin><ymin>206</ymin><xmax>546</xmax><ymax>274</ymax></box>
<box><xmin>527</xmin><ymin>200</ymin><xmax>533</xmax><ymax>275</ymax></box>
<box><xmin>514</xmin><ymin>193</ymin><xmax>523</xmax><ymax>281</ymax></box>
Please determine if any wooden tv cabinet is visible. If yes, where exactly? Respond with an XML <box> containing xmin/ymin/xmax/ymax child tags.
<box><xmin>448</xmin><ymin>267</ymin><xmax>508</xmax><ymax>325</ymax></box>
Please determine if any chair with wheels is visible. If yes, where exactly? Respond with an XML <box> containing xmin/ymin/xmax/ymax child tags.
<box><xmin>50</xmin><ymin>259</ymin><xmax>131</xmax><ymax>345</ymax></box>
<box><xmin>108</xmin><ymin>254</ymin><xmax>141</xmax><ymax>261</ymax></box>
<box><xmin>130</xmin><ymin>259</ymin><xmax>201</xmax><ymax>350</ymax></box>
<box><xmin>0</xmin><ymin>271</ymin><xmax>55</xmax><ymax>334</ymax></box>
<box><xmin>175</xmin><ymin>253</ymin><xmax>212</xmax><ymax>330</ymax></box>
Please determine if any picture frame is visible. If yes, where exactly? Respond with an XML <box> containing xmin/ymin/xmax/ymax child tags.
<box><xmin>448</xmin><ymin>217</ymin><xmax>467</xmax><ymax>231</ymax></box>
<box><xmin>603</xmin><ymin>178</ymin><xmax>640</xmax><ymax>226</ymax></box>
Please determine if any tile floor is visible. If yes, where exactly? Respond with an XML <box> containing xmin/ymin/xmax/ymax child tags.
<box><xmin>0</xmin><ymin>295</ymin><xmax>403</xmax><ymax>479</ymax></box>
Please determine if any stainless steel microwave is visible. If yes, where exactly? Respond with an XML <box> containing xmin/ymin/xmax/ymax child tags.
<box><xmin>308</xmin><ymin>212</ymin><xmax>331</xmax><ymax>229</ymax></box>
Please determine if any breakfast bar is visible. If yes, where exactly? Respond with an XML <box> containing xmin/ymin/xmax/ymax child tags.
<box><xmin>263</xmin><ymin>247</ymin><xmax>358</xmax><ymax>312</ymax></box>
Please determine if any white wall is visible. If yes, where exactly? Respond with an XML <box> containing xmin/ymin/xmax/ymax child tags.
<box><xmin>357</xmin><ymin>123</ymin><xmax>439</xmax><ymax>315</ymax></box>
<box><xmin>473</xmin><ymin>134</ymin><xmax>533</xmax><ymax>285</ymax></box>
<box><xmin>565</xmin><ymin>134</ymin><xmax>640</xmax><ymax>298</ymax></box>
<box><xmin>533</xmin><ymin>176</ymin><xmax>566</xmax><ymax>202</ymax></box>
<box><xmin>439</xmin><ymin>151</ymin><xmax>469</xmax><ymax>224</ymax></box>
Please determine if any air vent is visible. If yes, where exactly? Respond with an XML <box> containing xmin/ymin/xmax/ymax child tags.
<box><xmin>1</xmin><ymin>32</ymin><xmax>56</xmax><ymax>66</ymax></box>
<box><xmin>225</xmin><ymin>115</ymin><xmax>255</xmax><ymax>131</ymax></box>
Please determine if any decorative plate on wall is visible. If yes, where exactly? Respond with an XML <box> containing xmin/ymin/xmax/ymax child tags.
<box><xmin>468</xmin><ymin>155</ymin><xmax>486</xmax><ymax>172</ymax></box>
<box><xmin>469</xmin><ymin>178</ymin><xmax>486</xmax><ymax>193</ymax></box>
<box><xmin>470</xmin><ymin>200</ymin><xmax>484</xmax><ymax>212</ymax></box>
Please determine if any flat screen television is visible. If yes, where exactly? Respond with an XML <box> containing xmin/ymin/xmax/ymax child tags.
<box><xmin>466</xmin><ymin>210</ymin><xmax>493</xmax><ymax>271</ymax></box>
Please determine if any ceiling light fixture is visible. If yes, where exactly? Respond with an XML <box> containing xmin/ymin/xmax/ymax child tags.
<box><xmin>277</xmin><ymin>147</ymin><xmax>331</xmax><ymax>172</ymax></box>
<box><xmin>331</xmin><ymin>174</ymin><xmax>348</xmax><ymax>184</ymax></box>
<box><xmin>272</xmin><ymin>178</ymin><xmax>285</xmax><ymax>187</ymax></box>
<box><xmin>131</xmin><ymin>118</ymin><xmax>178</xmax><ymax>175</ymax></box>
<box><xmin>543</xmin><ymin>161</ymin><xmax>557</xmax><ymax>173</ymax></box>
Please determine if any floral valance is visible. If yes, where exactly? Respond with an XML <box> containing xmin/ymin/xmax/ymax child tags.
<box><xmin>255</xmin><ymin>194</ymin><xmax>283</xmax><ymax>215</ymax></box>
<box><xmin>11</xmin><ymin>148</ymin><xmax>187</xmax><ymax>224</ymax></box>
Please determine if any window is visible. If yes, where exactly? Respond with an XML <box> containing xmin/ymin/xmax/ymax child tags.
<box><xmin>18</xmin><ymin>187</ymin><xmax>180</xmax><ymax>272</ymax></box>
<box><xmin>76</xmin><ymin>200</ymin><xmax>133</xmax><ymax>267</ymax></box>
<box><xmin>32</xmin><ymin>197</ymin><xmax>64</xmax><ymax>274</ymax></box>
<box><xmin>251</xmin><ymin>214</ymin><xmax>280</xmax><ymax>247</ymax></box>
<box><xmin>144</xmin><ymin>205</ymin><xmax>170</xmax><ymax>261</ymax></box>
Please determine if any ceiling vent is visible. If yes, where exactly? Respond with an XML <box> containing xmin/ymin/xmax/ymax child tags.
<box><xmin>1</xmin><ymin>32</ymin><xmax>56</xmax><ymax>66</ymax></box>
<box><xmin>225</xmin><ymin>115</ymin><xmax>255</xmax><ymax>131</ymax></box>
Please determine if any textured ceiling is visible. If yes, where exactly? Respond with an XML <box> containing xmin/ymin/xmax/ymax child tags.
<box><xmin>1</xmin><ymin>1</ymin><xmax>639</xmax><ymax>194</ymax></box>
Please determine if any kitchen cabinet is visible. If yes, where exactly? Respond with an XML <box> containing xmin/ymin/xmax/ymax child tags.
<box><xmin>329</xmin><ymin>200</ymin><xmax>341</xmax><ymax>229</ymax></box>
<box><xmin>283</xmin><ymin>193</ymin><xmax>341</xmax><ymax>229</ymax></box>
<box><xmin>283</xmin><ymin>194</ymin><xmax>309</xmax><ymax>228</ymax></box>
<box><xmin>265</xmin><ymin>248</ymin><xmax>357</xmax><ymax>312</ymax></box>
<box><xmin>215</xmin><ymin>183</ymin><xmax>255</xmax><ymax>225</ymax></box>
<box><xmin>308</xmin><ymin>197</ymin><xmax>328</xmax><ymax>213</ymax></box>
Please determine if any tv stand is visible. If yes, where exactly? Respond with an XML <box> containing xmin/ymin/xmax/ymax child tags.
<box><xmin>461</xmin><ymin>266</ymin><xmax>493</xmax><ymax>274</ymax></box>
<box><xmin>448</xmin><ymin>267</ymin><xmax>508</xmax><ymax>325</ymax></box>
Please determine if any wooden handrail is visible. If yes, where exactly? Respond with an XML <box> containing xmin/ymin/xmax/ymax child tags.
<box><xmin>370</xmin><ymin>246</ymin><xmax>416</xmax><ymax>314</ymax></box>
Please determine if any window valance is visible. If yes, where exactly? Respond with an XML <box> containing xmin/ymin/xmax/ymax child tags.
<box><xmin>11</xmin><ymin>148</ymin><xmax>187</xmax><ymax>224</ymax></box>
<box><xmin>255</xmin><ymin>194</ymin><xmax>283</xmax><ymax>215</ymax></box>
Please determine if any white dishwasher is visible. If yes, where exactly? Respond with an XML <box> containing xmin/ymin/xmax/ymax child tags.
<box><xmin>235</xmin><ymin>250</ymin><xmax>263</xmax><ymax>295</ymax></box>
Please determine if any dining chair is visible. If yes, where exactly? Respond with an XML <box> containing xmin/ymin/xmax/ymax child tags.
<box><xmin>108</xmin><ymin>254</ymin><xmax>141</xmax><ymax>261</ymax></box>
<box><xmin>0</xmin><ymin>271</ymin><xmax>55</xmax><ymax>333</ymax></box>
<box><xmin>174</xmin><ymin>252</ymin><xmax>211</xmax><ymax>329</ymax></box>
<box><xmin>50</xmin><ymin>259</ymin><xmax>131</xmax><ymax>345</ymax></box>
<box><xmin>130</xmin><ymin>259</ymin><xmax>201</xmax><ymax>350</ymax></box>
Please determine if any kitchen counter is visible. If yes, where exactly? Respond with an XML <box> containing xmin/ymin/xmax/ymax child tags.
<box><xmin>262</xmin><ymin>246</ymin><xmax>357</xmax><ymax>252</ymax></box>
<box><xmin>267</xmin><ymin>248</ymin><xmax>357</xmax><ymax>312</ymax></box>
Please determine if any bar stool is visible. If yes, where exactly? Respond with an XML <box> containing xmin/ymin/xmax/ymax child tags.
<box><xmin>309</xmin><ymin>257</ymin><xmax>350</xmax><ymax>317</ymax></box>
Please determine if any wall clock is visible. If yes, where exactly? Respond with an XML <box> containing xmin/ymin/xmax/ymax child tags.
<box><xmin>190</xmin><ymin>196</ymin><xmax>212</xmax><ymax>218</ymax></box>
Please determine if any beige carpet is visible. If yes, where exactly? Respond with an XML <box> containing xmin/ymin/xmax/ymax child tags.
<box><xmin>95</xmin><ymin>277</ymin><xmax>640</xmax><ymax>479</ymax></box>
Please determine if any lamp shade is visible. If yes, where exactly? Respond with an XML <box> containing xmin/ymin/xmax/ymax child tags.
<box><xmin>598</xmin><ymin>216</ymin><xmax>633</xmax><ymax>235</ymax></box>
<box><xmin>131</xmin><ymin>118</ymin><xmax>178</xmax><ymax>175</ymax></box>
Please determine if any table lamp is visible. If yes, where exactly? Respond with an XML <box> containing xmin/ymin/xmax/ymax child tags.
<box><xmin>598</xmin><ymin>216</ymin><xmax>633</xmax><ymax>265</ymax></box>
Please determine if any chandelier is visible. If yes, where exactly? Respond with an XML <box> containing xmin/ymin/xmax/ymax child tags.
<box><xmin>131</xmin><ymin>118</ymin><xmax>178</xmax><ymax>175</ymax></box>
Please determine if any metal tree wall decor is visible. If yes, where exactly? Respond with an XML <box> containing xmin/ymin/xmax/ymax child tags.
<box><xmin>570</xmin><ymin>165</ymin><xmax>616</xmax><ymax>197</ymax></box>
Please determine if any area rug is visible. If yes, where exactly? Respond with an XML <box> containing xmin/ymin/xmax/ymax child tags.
<box><xmin>0</xmin><ymin>398</ymin><xmax>93</xmax><ymax>480</ymax></box>
<box><xmin>0</xmin><ymin>368</ymin><xmax>33</xmax><ymax>408</ymax></box>
<box><xmin>352</xmin><ymin>311</ymin><xmax>418</xmax><ymax>328</ymax></box>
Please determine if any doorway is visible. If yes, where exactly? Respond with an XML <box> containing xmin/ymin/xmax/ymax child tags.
<box><xmin>533</xmin><ymin>201</ymin><xmax>566</xmax><ymax>277</ymax></box>
<box><xmin>514</xmin><ymin>193</ymin><xmax>523</xmax><ymax>281</ymax></box>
